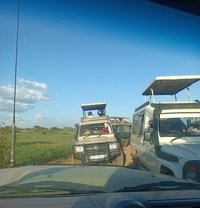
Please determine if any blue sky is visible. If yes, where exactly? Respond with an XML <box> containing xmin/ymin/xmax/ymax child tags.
<box><xmin>0</xmin><ymin>0</ymin><xmax>200</xmax><ymax>128</ymax></box>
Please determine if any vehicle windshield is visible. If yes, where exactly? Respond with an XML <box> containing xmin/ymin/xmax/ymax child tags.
<box><xmin>80</xmin><ymin>122</ymin><xmax>112</xmax><ymax>136</ymax></box>
<box><xmin>1</xmin><ymin>0</ymin><xmax>200</xmax><ymax>199</ymax></box>
<box><xmin>159</xmin><ymin>114</ymin><xmax>200</xmax><ymax>137</ymax></box>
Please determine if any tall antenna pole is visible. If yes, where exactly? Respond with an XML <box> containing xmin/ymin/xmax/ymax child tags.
<box><xmin>10</xmin><ymin>0</ymin><xmax>20</xmax><ymax>167</ymax></box>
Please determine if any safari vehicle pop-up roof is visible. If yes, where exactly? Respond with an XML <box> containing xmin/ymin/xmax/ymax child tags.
<box><xmin>135</xmin><ymin>75</ymin><xmax>200</xmax><ymax>119</ymax></box>
<box><xmin>142</xmin><ymin>75</ymin><xmax>200</xmax><ymax>103</ymax></box>
<box><xmin>81</xmin><ymin>102</ymin><xmax>107</xmax><ymax>120</ymax></box>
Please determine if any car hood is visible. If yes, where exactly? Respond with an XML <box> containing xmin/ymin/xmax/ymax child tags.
<box><xmin>161</xmin><ymin>138</ymin><xmax>200</xmax><ymax>160</ymax></box>
<box><xmin>0</xmin><ymin>165</ymin><xmax>185</xmax><ymax>193</ymax></box>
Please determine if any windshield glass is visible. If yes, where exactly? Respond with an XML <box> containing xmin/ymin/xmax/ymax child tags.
<box><xmin>159</xmin><ymin>113</ymin><xmax>200</xmax><ymax>137</ymax></box>
<box><xmin>1</xmin><ymin>0</ymin><xmax>200</xmax><ymax>198</ymax></box>
<box><xmin>80</xmin><ymin>122</ymin><xmax>112</xmax><ymax>136</ymax></box>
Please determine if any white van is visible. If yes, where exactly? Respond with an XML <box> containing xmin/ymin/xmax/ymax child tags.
<box><xmin>130</xmin><ymin>75</ymin><xmax>200</xmax><ymax>182</ymax></box>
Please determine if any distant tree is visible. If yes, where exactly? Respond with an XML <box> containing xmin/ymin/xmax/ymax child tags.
<box><xmin>50</xmin><ymin>127</ymin><xmax>61</xmax><ymax>131</ymax></box>
<box><xmin>33</xmin><ymin>125</ymin><xmax>41</xmax><ymax>129</ymax></box>
<box><xmin>32</xmin><ymin>125</ymin><xmax>48</xmax><ymax>134</ymax></box>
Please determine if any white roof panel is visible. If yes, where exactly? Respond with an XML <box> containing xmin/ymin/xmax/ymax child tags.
<box><xmin>143</xmin><ymin>75</ymin><xmax>200</xmax><ymax>96</ymax></box>
<box><xmin>81</xmin><ymin>102</ymin><xmax>107</xmax><ymax>111</ymax></box>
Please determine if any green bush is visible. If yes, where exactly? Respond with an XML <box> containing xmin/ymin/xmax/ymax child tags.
<box><xmin>0</xmin><ymin>127</ymin><xmax>11</xmax><ymax>166</ymax></box>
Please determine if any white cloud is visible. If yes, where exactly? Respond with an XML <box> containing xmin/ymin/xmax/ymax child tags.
<box><xmin>0</xmin><ymin>99</ymin><xmax>34</xmax><ymax>112</ymax></box>
<box><xmin>0</xmin><ymin>78</ymin><xmax>50</xmax><ymax>113</ymax></box>
<box><xmin>0</xmin><ymin>85</ymin><xmax>14</xmax><ymax>100</ymax></box>
<box><xmin>35</xmin><ymin>113</ymin><xmax>46</xmax><ymax>120</ymax></box>
<box><xmin>18</xmin><ymin>78</ymin><xmax>47</xmax><ymax>91</ymax></box>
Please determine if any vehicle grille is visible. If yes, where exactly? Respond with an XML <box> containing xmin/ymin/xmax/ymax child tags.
<box><xmin>85</xmin><ymin>143</ymin><xmax>108</xmax><ymax>156</ymax></box>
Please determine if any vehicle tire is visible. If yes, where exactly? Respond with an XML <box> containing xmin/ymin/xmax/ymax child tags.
<box><xmin>111</xmin><ymin>149</ymin><xmax>125</xmax><ymax>166</ymax></box>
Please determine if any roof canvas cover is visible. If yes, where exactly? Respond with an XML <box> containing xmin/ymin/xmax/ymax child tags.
<box><xmin>143</xmin><ymin>75</ymin><xmax>200</xmax><ymax>96</ymax></box>
<box><xmin>81</xmin><ymin>102</ymin><xmax>106</xmax><ymax>111</ymax></box>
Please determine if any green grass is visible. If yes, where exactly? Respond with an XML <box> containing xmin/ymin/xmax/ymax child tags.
<box><xmin>0</xmin><ymin>127</ymin><xmax>75</xmax><ymax>166</ymax></box>
<box><xmin>0</xmin><ymin>127</ymin><xmax>11</xmax><ymax>166</ymax></box>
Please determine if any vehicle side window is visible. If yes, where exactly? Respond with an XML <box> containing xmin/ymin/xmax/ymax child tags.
<box><xmin>123</xmin><ymin>125</ymin><xmax>131</xmax><ymax>132</ymax></box>
<box><xmin>116</xmin><ymin>125</ymin><xmax>123</xmax><ymax>133</ymax></box>
<box><xmin>144</xmin><ymin>114</ymin><xmax>154</xmax><ymax>144</ymax></box>
<box><xmin>132</xmin><ymin>112</ymin><xmax>144</xmax><ymax>137</ymax></box>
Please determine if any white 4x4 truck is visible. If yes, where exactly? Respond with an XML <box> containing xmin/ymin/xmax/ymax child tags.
<box><xmin>130</xmin><ymin>75</ymin><xmax>200</xmax><ymax>182</ymax></box>
<box><xmin>73</xmin><ymin>102</ymin><xmax>125</xmax><ymax>166</ymax></box>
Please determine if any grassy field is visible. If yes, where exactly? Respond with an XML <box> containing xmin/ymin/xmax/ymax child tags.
<box><xmin>0</xmin><ymin>126</ymin><xmax>75</xmax><ymax>166</ymax></box>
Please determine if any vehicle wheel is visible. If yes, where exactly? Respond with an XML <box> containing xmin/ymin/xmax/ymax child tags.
<box><xmin>111</xmin><ymin>149</ymin><xmax>125</xmax><ymax>166</ymax></box>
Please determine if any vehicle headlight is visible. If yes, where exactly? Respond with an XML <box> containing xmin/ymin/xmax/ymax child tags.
<box><xmin>185</xmin><ymin>164</ymin><xmax>198</xmax><ymax>181</ymax></box>
<box><xmin>74</xmin><ymin>145</ymin><xmax>84</xmax><ymax>153</ymax></box>
<box><xmin>109</xmin><ymin>142</ymin><xmax>119</xmax><ymax>150</ymax></box>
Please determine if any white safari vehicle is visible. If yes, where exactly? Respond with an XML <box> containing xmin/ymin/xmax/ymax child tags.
<box><xmin>73</xmin><ymin>102</ymin><xmax>125</xmax><ymax>165</ymax></box>
<box><xmin>130</xmin><ymin>75</ymin><xmax>200</xmax><ymax>182</ymax></box>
